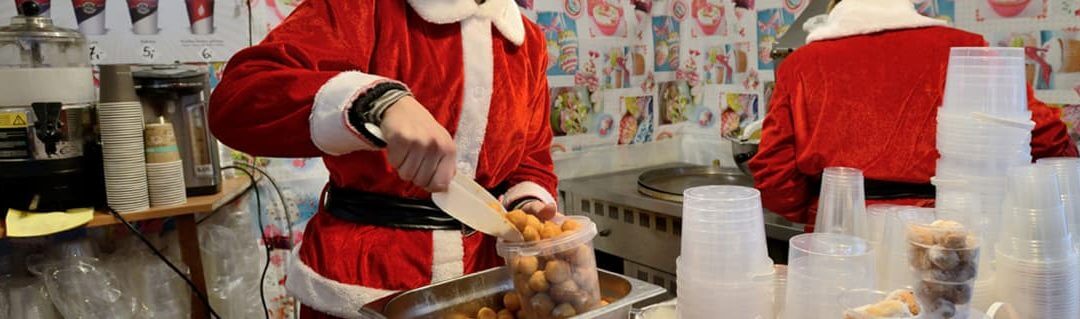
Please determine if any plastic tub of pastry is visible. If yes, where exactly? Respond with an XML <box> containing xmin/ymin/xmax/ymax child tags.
<box><xmin>496</xmin><ymin>215</ymin><xmax>602</xmax><ymax>319</ymax></box>
<box><xmin>907</xmin><ymin>220</ymin><xmax>981</xmax><ymax>319</ymax></box>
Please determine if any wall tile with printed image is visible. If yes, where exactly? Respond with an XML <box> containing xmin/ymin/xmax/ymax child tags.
<box><xmin>975</xmin><ymin>0</ymin><xmax>1050</xmax><ymax>21</ymax></box>
<box><xmin>915</xmin><ymin>0</ymin><xmax>956</xmax><ymax>22</ymax></box>
<box><xmin>653</xmin><ymin>16</ymin><xmax>681</xmax><ymax>73</ymax></box>
<box><xmin>756</xmin><ymin>7</ymin><xmax>795</xmax><ymax>71</ymax></box>
<box><xmin>538</xmin><ymin>12</ymin><xmax>580</xmax><ymax>77</ymax></box>
<box><xmin>1039</xmin><ymin>29</ymin><xmax>1080</xmax><ymax>92</ymax></box>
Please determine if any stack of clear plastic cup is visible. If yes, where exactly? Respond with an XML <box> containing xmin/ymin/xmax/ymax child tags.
<box><xmin>993</xmin><ymin>165</ymin><xmax>1080</xmax><ymax>319</ymax></box>
<box><xmin>876</xmin><ymin>206</ymin><xmax>936</xmax><ymax>291</ymax></box>
<box><xmin>866</xmin><ymin>205</ymin><xmax>897</xmax><ymax>250</ymax></box>
<box><xmin>782</xmin><ymin>233</ymin><xmax>875</xmax><ymax>319</ymax></box>
<box><xmin>677</xmin><ymin>185</ymin><xmax>775</xmax><ymax>319</ymax></box>
<box><xmin>941</xmin><ymin>47</ymin><xmax>1029</xmax><ymax>118</ymax></box>
<box><xmin>816</xmin><ymin>167</ymin><xmax>867</xmax><ymax>237</ymax></box>
<box><xmin>934</xmin><ymin>47</ymin><xmax>1034</xmax><ymax>293</ymax></box>
<box><xmin>1035</xmin><ymin>157</ymin><xmax>1080</xmax><ymax>253</ymax></box>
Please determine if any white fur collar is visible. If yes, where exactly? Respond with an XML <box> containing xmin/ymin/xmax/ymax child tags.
<box><xmin>806</xmin><ymin>0</ymin><xmax>946</xmax><ymax>43</ymax></box>
<box><xmin>407</xmin><ymin>0</ymin><xmax>526</xmax><ymax>46</ymax></box>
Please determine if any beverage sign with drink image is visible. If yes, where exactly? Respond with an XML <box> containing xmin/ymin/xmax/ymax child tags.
<box><xmin>0</xmin><ymin>0</ymin><xmax>248</xmax><ymax>63</ymax></box>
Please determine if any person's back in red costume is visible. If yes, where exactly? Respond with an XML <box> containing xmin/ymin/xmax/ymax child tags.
<box><xmin>750</xmin><ymin>25</ymin><xmax>1077</xmax><ymax>226</ymax></box>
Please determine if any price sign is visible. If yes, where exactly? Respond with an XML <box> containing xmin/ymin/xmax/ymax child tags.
<box><xmin>88</xmin><ymin>43</ymin><xmax>105</xmax><ymax>63</ymax></box>
<box><xmin>141</xmin><ymin>44</ymin><xmax>157</xmax><ymax>62</ymax></box>
<box><xmin>200</xmin><ymin>47</ymin><xmax>214</xmax><ymax>61</ymax></box>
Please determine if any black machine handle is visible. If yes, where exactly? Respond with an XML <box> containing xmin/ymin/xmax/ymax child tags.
<box><xmin>18</xmin><ymin>1</ymin><xmax>42</xmax><ymax>16</ymax></box>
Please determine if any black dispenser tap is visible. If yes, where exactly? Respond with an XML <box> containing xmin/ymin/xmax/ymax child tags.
<box><xmin>32</xmin><ymin>102</ymin><xmax>63</xmax><ymax>156</ymax></box>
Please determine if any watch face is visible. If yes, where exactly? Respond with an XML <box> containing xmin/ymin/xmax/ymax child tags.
<box><xmin>364</xmin><ymin>122</ymin><xmax>386</xmax><ymax>144</ymax></box>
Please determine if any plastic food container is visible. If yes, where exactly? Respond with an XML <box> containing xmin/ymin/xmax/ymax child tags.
<box><xmin>907</xmin><ymin>222</ymin><xmax>980</xmax><ymax>319</ymax></box>
<box><xmin>497</xmin><ymin>216</ymin><xmax>601</xmax><ymax>319</ymax></box>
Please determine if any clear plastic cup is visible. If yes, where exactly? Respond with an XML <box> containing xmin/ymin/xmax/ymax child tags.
<box><xmin>1035</xmin><ymin>157</ymin><xmax>1080</xmax><ymax>252</ymax></box>
<box><xmin>816</xmin><ymin>167</ymin><xmax>867</xmax><ymax>236</ymax></box>
<box><xmin>907</xmin><ymin>222</ymin><xmax>981</xmax><ymax>319</ymax></box>
<box><xmin>993</xmin><ymin>251</ymin><xmax>1080</xmax><ymax>319</ymax></box>
<box><xmin>680</xmin><ymin>186</ymin><xmax>773</xmax><ymax>281</ymax></box>
<box><xmin>1004</xmin><ymin>165</ymin><xmax>1066</xmax><ymax>211</ymax></box>
<box><xmin>936</xmin><ymin>156</ymin><xmax>1031</xmax><ymax>178</ymax></box>
<box><xmin>942</xmin><ymin>47</ymin><xmax>1029</xmax><ymax>118</ymax></box>
<box><xmin>996</xmin><ymin>207</ymin><xmax>1075</xmax><ymax>261</ymax></box>
<box><xmin>877</xmin><ymin>207</ymin><xmax>936</xmax><ymax>291</ymax></box>
<box><xmin>38</xmin><ymin>258</ymin><xmax>139</xmax><ymax>319</ymax></box>
<box><xmin>866</xmin><ymin>205</ymin><xmax>896</xmax><ymax>246</ymax></box>
<box><xmin>840</xmin><ymin>289</ymin><xmax>920</xmax><ymax>319</ymax></box>
<box><xmin>682</xmin><ymin>185</ymin><xmax>763</xmax><ymax>222</ymax></box>
<box><xmin>783</xmin><ymin>233</ymin><xmax>875</xmax><ymax>319</ymax></box>
<box><xmin>937</xmin><ymin>109</ymin><xmax>1033</xmax><ymax>130</ymax></box>
<box><xmin>1</xmin><ymin>276</ymin><xmax>62</xmax><ymax>319</ymax></box>
<box><xmin>677</xmin><ymin>262</ymin><xmax>775</xmax><ymax>319</ymax></box>
<box><xmin>496</xmin><ymin>216</ymin><xmax>602</xmax><ymax>318</ymax></box>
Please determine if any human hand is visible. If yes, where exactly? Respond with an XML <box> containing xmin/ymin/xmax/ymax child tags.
<box><xmin>381</xmin><ymin>96</ymin><xmax>456</xmax><ymax>192</ymax></box>
<box><xmin>520</xmin><ymin>200</ymin><xmax>559</xmax><ymax>221</ymax></box>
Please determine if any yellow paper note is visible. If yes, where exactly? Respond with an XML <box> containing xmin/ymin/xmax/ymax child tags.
<box><xmin>5</xmin><ymin>208</ymin><xmax>94</xmax><ymax>237</ymax></box>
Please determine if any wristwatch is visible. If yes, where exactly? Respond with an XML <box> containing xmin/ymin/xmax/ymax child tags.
<box><xmin>348</xmin><ymin>82</ymin><xmax>412</xmax><ymax>147</ymax></box>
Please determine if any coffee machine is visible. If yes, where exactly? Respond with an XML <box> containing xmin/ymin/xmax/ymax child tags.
<box><xmin>132</xmin><ymin>65</ymin><xmax>221</xmax><ymax>195</ymax></box>
<box><xmin>0</xmin><ymin>2</ymin><xmax>101</xmax><ymax>212</ymax></box>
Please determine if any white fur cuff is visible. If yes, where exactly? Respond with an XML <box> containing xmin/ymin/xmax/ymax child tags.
<box><xmin>502</xmin><ymin>181</ymin><xmax>557</xmax><ymax>208</ymax></box>
<box><xmin>309</xmin><ymin>71</ymin><xmax>403</xmax><ymax>156</ymax></box>
<box><xmin>284</xmin><ymin>246</ymin><xmax>397</xmax><ymax>319</ymax></box>
<box><xmin>806</xmin><ymin>0</ymin><xmax>947</xmax><ymax>43</ymax></box>
<box><xmin>431</xmin><ymin>230</ymin><xmax>466</xmax><ymax>283</ymax></box>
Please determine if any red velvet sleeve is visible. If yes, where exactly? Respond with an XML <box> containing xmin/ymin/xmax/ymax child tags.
<box><xmin>1028</xmin><ymin>85</ymin><xmax>1079</xmax><ymax>158</ymax></box>
<box><xmin>505</xmin><ymin>43</ymin><xmax>558</xmax><ymax>201</ymax></box>
<box><xmin>749</xmin><ymin>66</ymin><xmax>811</xmax><ymax>223</ymax></box>
<box><xmin>209</xmin><ymin>0</ymin><xmax>380</xmax><ymax>158</ymax></box>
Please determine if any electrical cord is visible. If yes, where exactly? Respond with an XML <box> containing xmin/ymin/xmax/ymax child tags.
<box><xmin>222</xmin><ymin>165</ymin><xmax>272</xmax><ymax>319</ymax></box>
<box><xmin>233</xmin><ymin>161</ymin><xmax>295</xmax><ymax>248</ymax></box>
<box><xmin>106</xmin><ymin>208</ymin><xmax>222</xmax><ymax>319</ymax></box>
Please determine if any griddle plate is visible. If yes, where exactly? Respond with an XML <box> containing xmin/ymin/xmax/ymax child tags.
<box><xmin>637</xmin><ymin>165</ymin><xmax>754</xmax><ymax>202</ymax></box>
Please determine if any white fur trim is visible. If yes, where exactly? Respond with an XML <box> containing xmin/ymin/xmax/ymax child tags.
<box><xmin>431</xmin><ymin>230</ymin><xmax>465</xmax><ymax>283</ymax></box>
<box><xmin>806</xmin><ymin>0</ymin><xmax>946</xmax><ymax>43</ymax></box>
<box><xmin>310</xmin><ymin>72</ymin><xmax>403</xmax><ymax>156</ymax></box>
<box><xmin>502</xmin><ymin>181</ymin><xmax>557</xmax><ymax>207</ymax></box>
<box><xmin>453</xmin><ymin>18</ymin><xmax>496</xmax><ymax>178</ymax></box>
<box><xmin>407</xmin><ymin>0</ymin><xmax>525</xmax><ymax>46</ymax></box>
<box><xmin>284</xmin><ymin>246</ymin><xmax>397</xmax><ymax>319</ymax></box>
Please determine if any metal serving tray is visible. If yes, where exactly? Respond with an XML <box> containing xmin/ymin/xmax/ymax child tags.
<box><xmin>360</xmin><ymin>267</ymin><xmax>666</xmax><ymax>319</ymax></box>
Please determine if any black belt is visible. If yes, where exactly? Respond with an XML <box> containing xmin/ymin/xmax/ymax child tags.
<box><xmin>323</xmin><ymin>184</ymin><xmax>507</xmax><ymax>230</ymax></box>
<box><xmin>811</xmin><ymin>178</ymin><xmax>936</xmax><ymax>200</ymax></box>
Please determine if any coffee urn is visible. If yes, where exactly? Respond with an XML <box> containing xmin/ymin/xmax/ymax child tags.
<box><xmin>0</xmin><ymin>2</ymin><xmax>100</xmax><ymax>212</ymax></box>
<box><xmin>132</xmin><ymin>65</ymin><xmax>221</xmax><ymax>195</ymax></box>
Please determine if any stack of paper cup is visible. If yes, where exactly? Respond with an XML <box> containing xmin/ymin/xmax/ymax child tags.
<box><xmin>994</xmin><ymin>165</ymin><xmax>1080</xmax><ymax>319</ymax></box>
<box><xmin>145</xmin><ymin>122</ymin><xmax>186</xmax><ymax>207</ymax></box>
<box><xmin>933</xmin><ymin>47</ymin><xmax>1034</xmax><ymax>300</ymax></box>
<box><xmin>98</xmin><ymin>65</ymin><xmax>149</xmax><ymax>213</ymax></box>
<box><xmin>782</xmin><ymin>233</ymin><xmax>875</xmax><ymax>319</ymax></box>
<box><xmin>1035</xmin><ymin>157</ymin><xmax>1080</xmax><ymax>252</ymax></box>
<box><xmin>677</xmin><ymin>186</ymin><xmax>775</xmax><ymax>319</ymax></box>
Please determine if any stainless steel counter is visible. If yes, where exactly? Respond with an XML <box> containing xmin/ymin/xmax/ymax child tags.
<box><xmin>558</xmin><ymin>164</ymin><xmax>804</xmax><ymax>240</ymax></box>
<box><xmin>557</xmin><ymin>164</ymin><xmax>804</xmax><ymax>293</ymax></box>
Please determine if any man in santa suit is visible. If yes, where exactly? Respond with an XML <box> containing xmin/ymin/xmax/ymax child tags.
<box><xmin>750</xmin><ymin>0</ymin><xmax>1078</xmax><ymax>226</ymax></box>
<box><xmin>209</xmin><ymin>0</ymin><xmax>558</xmax><ymax>317</ymax></box>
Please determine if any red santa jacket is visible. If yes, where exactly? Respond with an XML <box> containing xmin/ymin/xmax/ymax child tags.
<box><xmin>210</xmin><ymin>0</ymin><xmax>556</xmax><ymax>205</ymax></box>
<box><xmin>209</xmin><ymin>0</ymin><xmax>555</xmax><ymax>316</ymax></box>
<box><xmin>750</xmin><ymin>0</ymin><xmax>1078</xmax><ymax>225</ymax></box>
